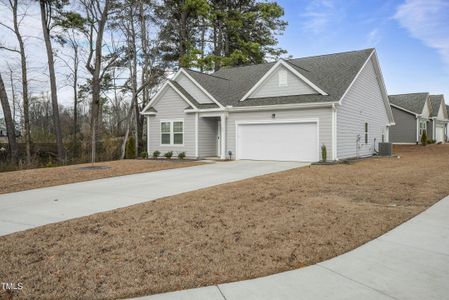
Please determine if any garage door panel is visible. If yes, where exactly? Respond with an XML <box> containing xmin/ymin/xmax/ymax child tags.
<box><xmin>237</xmin><ymin>121</ymin><xmax>318</xmax><ymax>162</ymax></box>
<box><xmin>436</xmin><ymin>125</ymin><xmax>445</xmax><ymax>143</ymax></box>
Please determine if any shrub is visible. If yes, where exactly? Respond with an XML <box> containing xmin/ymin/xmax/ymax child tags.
<box><xmin>125</xmin><ymin>136</ymin><xmax>136</xmax><ymax>158</ymax></box>
<box><xmin>421</xmin><ymin>131</ymin><xmax>427</xmax><ymax>146</ymax></box>
<box><xmin>46</xmin><ymin>160</ymin><xmax>56</xmax><ymax>168</ymax></box>
<box><xmin>152</xmin><ymin>150</ymin><xmax>161</xmax><ymax>159</ymax></box>
<box><xmin>140</xmin><ymin>151</ymin><xmax>148</xmax><ymax>159</ymax></box>
<box><xmin>164</xmin><ymin>151</ymin><xmax>173</xmax><ymax>159</ymax></box>
<box><xmin>321</xmin><ymin>144</ymin><xmax>327</xmax><ymax>162</ymax></box>
<box><xmin>178</xmin><ymin>152</ymin><xmax>186</xmax><ymax>160</ymax></box>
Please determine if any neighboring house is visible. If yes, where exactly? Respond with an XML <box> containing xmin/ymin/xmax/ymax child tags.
<box><xmin>141</xmin><ymin>48</ymin><xmax>395</xmax><ymax>162</ymax></box>
<box><xmin>389</xmin><ymin>93</ymin><xmax>433</xmax><ymax>144</ymax></box>
<box><xmin>428</xmin><ymin>95</ymin><xmax>448</xmax><ymax>143</ymax></box>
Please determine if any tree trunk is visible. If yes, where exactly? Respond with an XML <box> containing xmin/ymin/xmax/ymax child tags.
<box><xmin>139</xmin><ymin>1</ymin><xmax>149</xmax><ymax>149</ymax></box>
<box><xmin>0</xmin><ymin>73</ymin><xmax>18</xmax><ymax>164</ymax></box>
<box><xmin>120</xmin><ymin>100</ymin><xmax>134</xmax><ymax>160</ymax></box>
<box><xmin>39</xmin><ymin>0</ymin><xmax>65</xmax><ymax>163</ymax></box>
<box><xmin>12</xmin><ymin>0</ymin><xmax>31</xmax><ymax>165</ymax></box>
<box><xmin>73</xmin><ymin>44</ymin><xmax>79</xmax><ymax>157</ymax></box>
<box><xmin>89</xmin><ymin>0</ymin><xmax>111</xmax><ymax>164</ymax></box>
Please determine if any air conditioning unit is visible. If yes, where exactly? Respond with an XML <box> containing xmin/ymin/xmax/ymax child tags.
<box><xmin>378</xmin><ymin>142</ymin><xmax>392</xmax><ymax>156</ymax></box>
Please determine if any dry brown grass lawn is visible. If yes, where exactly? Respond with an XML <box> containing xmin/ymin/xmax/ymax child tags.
<box><xmin>1</xmin><ymin>145</ymin><xmax>449</xmax><ymax>300</ymax></box>
<box><xmin>0</xmin><ymin>159</ymin><xmax>203</xmax><ymax>194</ymax></box>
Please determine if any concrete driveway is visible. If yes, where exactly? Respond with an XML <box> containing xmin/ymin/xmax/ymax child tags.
<box><xmin>0</xmin><ymin>160</ymin><xmax>306</xmax><ymax>236</ymax></box>
<box><xmin>137</xmin><ymin>195</ymin><xmax>449</xmax><ymax>300</ymax></box>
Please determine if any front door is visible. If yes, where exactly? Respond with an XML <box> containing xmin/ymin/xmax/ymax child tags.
<box><xmin>216</xmin><ymin>121</ymin><xmax>221</xmax><ymax>157</ymax></box>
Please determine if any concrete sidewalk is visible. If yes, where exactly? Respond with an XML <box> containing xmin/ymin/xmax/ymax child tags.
<box><xmin>137</xmin><ymin>196</ymin><xmax>449</xmax><ymax>300</ymax></box>
<box><xmin>0</xmin><ymin>160</ymin><xmax>306</xmax><ymax>236</ymax></box>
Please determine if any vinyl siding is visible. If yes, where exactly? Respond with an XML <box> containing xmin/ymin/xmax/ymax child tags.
<box><xmin>422</xmin><ymin>101</ymin><xmax>430</xmax><ymax>118</ymax></box>
<box><xmin>337</xmin><ymin>58</ymin><xmax>390</xmax><ymax>159</ymax></box>
<box><xmin>148</xmin><ymin>86</ymin><xmax>195</xmax><ymax>157</ymax></box>
<box><xmin>175</xmin><ymin>72</ymin><xmax>213</xmax><ymax>104</ymax></box>
<box><xmin>389</xmin><ymin>107</ymin><xmax>417</xmax><ymax>143</ymax></box>
<box><xmin>250</xmin><ymin>65</ymin><xmax>317</xmax><ymax>98</ymax></box>
<box><xmin>437</xmin><ymin>102</ymin><xmax>445</xmax><ymax>119</ymax></box>
<box><xmin>198</xmin><ymin>117</ymin><xmax>218</xmax><ymax>157</ymax></box>
<box><xmin>226</xmin><ymin>108</ymin><xmax>333</xmax><ymax>159</ymax></box>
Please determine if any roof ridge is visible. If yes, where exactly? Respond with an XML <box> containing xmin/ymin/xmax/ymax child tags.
<box><xmin>214</xmin><ymin>48</ymin><xmax>373</xmax><ymax>74</ymax></box>
<box><xmin>185</xmin><ymin>69</ymin><xmax>230</xmax><ymax>81</ymax></box>
<box><xmin>287</xmin><ymin>48</ymin><xmax>374</xmax><ymax>62</ymax></box>
<box><xmin>389</xmin><ymin>92</ymin><xmax>429</xmax><ymax>96</ymax></box>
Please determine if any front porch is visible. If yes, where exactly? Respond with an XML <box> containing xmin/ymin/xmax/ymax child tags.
<box><xmin>196</xmin><ymin>113</ymin><xmax>227</xmax><ymax>160</ymax></box>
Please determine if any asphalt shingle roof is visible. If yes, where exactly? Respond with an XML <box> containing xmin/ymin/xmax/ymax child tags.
<box><xmin>170</xmin><ymin>80</ymin><xmax>219</xmax><ymax>109</ymax></box>
<box><xmin>187</xmin><ymin>48</ymin><xmax>375</xmax><ymax>107</ymax></box>
<box><xmin>429</xmin><ymin>95</ymin><xmax>444</xmax><ymax>117</ymax></box>
<box><xmin>388</xmin><ymin>93</ymin><xmax>429</xmax><ymax>115</ymax></box>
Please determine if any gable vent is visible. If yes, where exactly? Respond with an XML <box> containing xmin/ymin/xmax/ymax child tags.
<box><xmin>278</xmin><ymin>69</ymin><xmax>288</xmax><ymax>87</ymax></box>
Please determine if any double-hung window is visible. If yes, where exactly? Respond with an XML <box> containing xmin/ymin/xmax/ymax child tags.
<box><xmin>161</xmin><ymin>120</ymin><xmax>183</xmax><ymax>145</ymax></box>
<box><xmin>419</xmin><ymin>120</ymin><xmax>427</xmax><ymax>134</ymax></box>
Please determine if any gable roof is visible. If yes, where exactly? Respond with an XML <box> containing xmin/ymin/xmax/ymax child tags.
<box><xmin>429</xmin><ymin>95</ymin><xmax>444</xmax><ymax>118</ymax></box>
<box><xmin>388</xmin><ymin>93</ymin><xmax>430</xmax><ymax>115</ymax></box>
<box><xmin>188</xmin><ymin>48</ymin><xmax>375</xmax><ymax>107</ymax></box>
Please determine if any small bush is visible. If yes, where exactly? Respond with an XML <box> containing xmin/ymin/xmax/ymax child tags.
<box><xmin>125</xmin><ymin>136</ymin><xmax>136</xmax><ymax>158</ymax></box>
<box><xmin>140</xmin><ymin>151</ymin><xmax>148</xmax><ymax>159</ymax></box>
<box><xmin>46</xmin><ymin>158</ymin><xmax>56</xmax><ymax>168</ymax></box>
<box><xmin>321</xmin><ymin>144</ymin><xmax>327</xmax><ymax>162</ymax></box>
<box><xmin>152</xmin><ymin>150</ymin><xmax>161</xmax><ymax>159</ymax></box>
<box><xmin>164</xmin><ymin>151</ymin><xmax>173</xmax><ymax>159</ymax></box>
<box><xmin>178</xmin><ymin>152</ymin><xmax>186</xmax><ymax>160</ymax></box>
<box><xmin>421</xmin><ymin>131</ymin><xmax>427</xmax><ymax>146</ymax></box>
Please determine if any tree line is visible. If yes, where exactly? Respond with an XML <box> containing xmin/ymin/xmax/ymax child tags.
<box><xmin>0</xmin><ymin>0</ymin><xmax>287</xmax><ymax>167</ymax></box>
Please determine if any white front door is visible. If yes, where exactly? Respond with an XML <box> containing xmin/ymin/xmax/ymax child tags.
<box><xmin>236</xmin><ymin>120</ymin><xmax>319</xmax><ymax>162</ymax></box>
<box><xmin>216</xmin><ymin>120</ymin><xmax>221</xmax><ymax>157</ymax></box>
<box><xmin>436</xmin><ymin>125</ymin><xmax>445</xmax><ymax>143</ymax></box>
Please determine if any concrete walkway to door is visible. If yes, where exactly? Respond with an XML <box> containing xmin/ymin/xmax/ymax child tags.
<box><xmin>0</xmin><ymin>160</ymin><xmax>306</xmax><ymax>236</ymax></box>
<box><xmin>136</xmin><ymin>195</ymin><xmax>449</xmax><ymax>300</ymax></box>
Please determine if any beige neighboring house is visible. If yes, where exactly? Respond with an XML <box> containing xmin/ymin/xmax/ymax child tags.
<box><xmin>428</xmin><ymin>95</ymin><xmax>448</xmax><ymax>143</ymax></box>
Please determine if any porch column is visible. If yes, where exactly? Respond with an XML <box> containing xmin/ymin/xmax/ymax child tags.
<box><xmin>146</xmin><ymin>116</ymin><xmax>150</xmax><ymax>154</ymax></box>
<box><xmin>220</xmin><ymin>114</ymin><xmax>226</xmax><ymax>160</ymax></box>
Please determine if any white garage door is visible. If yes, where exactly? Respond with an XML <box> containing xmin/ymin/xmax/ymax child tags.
<box><xmin>436</xmin><ymin>125</ymin><xmax>445</xmax><ymax>143</ymax></box>
<box><xmin>236</xmin><ymin>121</ymin><xmax>319</xmax><ymax>162</ymax></box>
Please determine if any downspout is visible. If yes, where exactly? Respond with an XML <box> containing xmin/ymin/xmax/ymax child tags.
<box><xmin>416</xmin><ymin>116</ymin><xmax>419</xmax><ymax>144</ymax></box>
<box><xmin>332</xmin><ymin>103</ymin><xmax>338</xmax><ymax>161</ymax></box>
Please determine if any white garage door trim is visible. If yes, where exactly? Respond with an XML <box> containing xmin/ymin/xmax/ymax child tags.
<box><xmin>235</xmin><ymin>118</ymin><xmax>320</xmax><ymax>162</ymax></box>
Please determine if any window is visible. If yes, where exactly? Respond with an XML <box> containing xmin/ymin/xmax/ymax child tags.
<box><xmin>173</xmin><ymin>121</ymin><xmax>183</xmax><ymax>145</ymax></box>
<box><xmin>419</xmin><ymin>120</ymin><xmax>427</xmax><ymax>134</ymax></box>
<box><xmin>160</xmin><ymin>120</ymin><xmax>183</xmax><ymax>145</ymax></box>
<box><xmin>364</xmin><ymin>122</ymin><xmax>368</xmax><ymax>144</ymax></box>
<box><xmin>278</xmin><ymin>69</ymin><xmax>288</xmax><ymax>87</ymax></box>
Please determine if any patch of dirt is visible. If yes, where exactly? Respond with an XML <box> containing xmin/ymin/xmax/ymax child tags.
<box><xmin>0</xmin><ymin>159</ymin><xmax>203</xmax><ymax>194</ymax></box>
<box><xmin>1</xmin><ymin>145</ymin><xmax>449</xmax><ymax>299</ymax></box>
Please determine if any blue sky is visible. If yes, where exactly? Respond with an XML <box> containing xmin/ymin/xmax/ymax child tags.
<box><xmin>276</xmin><ymin>0</ymin><xmax>449</xmax><ymax>102</ymax></box>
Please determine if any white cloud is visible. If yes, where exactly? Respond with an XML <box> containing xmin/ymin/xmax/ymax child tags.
<box><xmin>366</xmin><ymin>28</ymin><xmax>382</xmax><ymax>46</ymax></box>
<box><xmin>301</xmin><ymin>0</ymin><xmax>343</xmax><ymax>34</ymax></box>
<box><xmin>394</xmin><ymin>0</ymin><xmax>449</xmax><ymax>66</ymax></box>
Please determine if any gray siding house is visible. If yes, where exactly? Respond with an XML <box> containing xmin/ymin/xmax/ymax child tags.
<box><xmin>389</xmin><ymin>93</ymin><xmax>448</xmax><ymax>144</ymax></box>
<box><xmin>389</xmin><ymin>93</ymin><xmax>432</xmax><ymax>144</ymax></box>
<box><xmin>141</xmin><ymin>48</ymin><xmax>395</xmax><ymax>162</ymax></box>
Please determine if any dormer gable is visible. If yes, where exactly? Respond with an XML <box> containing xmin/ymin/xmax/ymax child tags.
<box><xmin>240</xmin><ymin>60</ymin><xmax>327</xmax><ymax>101</ymax></box>
<box><xmin>421</xmin><ymin>97</ymin><xmax>432</xmax><ymax>118</ymax></box>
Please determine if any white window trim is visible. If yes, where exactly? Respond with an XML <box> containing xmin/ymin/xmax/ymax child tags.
<box><xmin>160</xmin><ymin>119</ymin><xmax>184</xmax><ymax>146</ymax></box>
